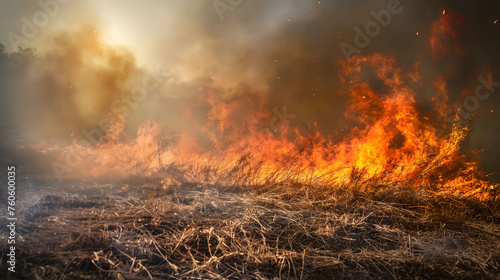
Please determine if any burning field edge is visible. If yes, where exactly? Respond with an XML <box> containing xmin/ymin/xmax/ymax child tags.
<box><xmin>1</xmin><ymin>176</ymin><xmax>499</xmax><ymax>280</ymax></box>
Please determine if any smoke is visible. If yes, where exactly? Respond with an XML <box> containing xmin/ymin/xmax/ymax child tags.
<box><xmin>0</xmin><ymin>0</ymin><xmax>499</xmax><ymax>169</ymax></box>
<box><xmin>0</xmin><ymin>26</ymin><xmax>142</xmax><ymax>140</ymax></box>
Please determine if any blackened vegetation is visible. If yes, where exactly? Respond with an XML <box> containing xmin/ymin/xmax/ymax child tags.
<box><xmin>0</xmin><ymin>179</ymin><xmax>499</xmax><ymax>280</ymax></box>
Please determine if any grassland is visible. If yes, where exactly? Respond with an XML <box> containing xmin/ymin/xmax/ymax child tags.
<box><xmin>1</xmin><ymin>177</ymin><xmax>499</xmax><ymax>279</ymax></box>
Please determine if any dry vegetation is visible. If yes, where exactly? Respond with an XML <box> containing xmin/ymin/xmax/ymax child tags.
<box><xmin>1</xmin><ymin>176</ymin><xmax>499</xmax><ymax>280</ymax></box>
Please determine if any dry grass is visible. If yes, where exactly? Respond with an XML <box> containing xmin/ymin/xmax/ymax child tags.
<box><xmin>0</xmin><ymin>178</ymin><xmax>499</xmax><ymax>280</ymax></box>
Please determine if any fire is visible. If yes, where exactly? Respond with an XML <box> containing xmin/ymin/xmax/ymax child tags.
<box><xmin>29</xmin><ymin>11</ymin><xmax>498</xmax><ymax>201</ymax></box>
<box><xmin>33</xmin><ymin>52</ymin><xmax>498</xmax><ymax>201</ymax></box>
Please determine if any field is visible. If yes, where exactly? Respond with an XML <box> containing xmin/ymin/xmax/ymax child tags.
<box><xmin>1</xmin><ymin>177</ymin><xmax>499</xmax><ymax>280</ymax></box>
<box><xmin>1</xmin><ymin>1</ymin><xmax>500</xmax><ymax>279</ymax></box>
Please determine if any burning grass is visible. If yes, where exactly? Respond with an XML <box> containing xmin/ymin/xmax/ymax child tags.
<box><xmin>2</xmin><ymin>5</ymin><xmax>499</xmax><ymax>279</ymax></box>
<box><xmin>12</xmin><ymin>50</ymin><xmax>500</xmax><ymax>279</ymax></box>
<box><xmin>1</xmin><ymin>178</ymin><xmax>499</xmax><ymax>279</ymax></box>
<box><xmin>32</xmin><ymin>53</ymin><xmax>500</xmax><ymax>202</ymax></box>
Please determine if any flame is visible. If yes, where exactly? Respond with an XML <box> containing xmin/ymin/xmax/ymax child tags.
<box><xmin>33</xmin><ymin>52</ymin><xmax>498</xmax><ymax>201</ymax></box>
<box><xmin>30</xmin><ymin>11</ymin><xmax>498</xmax><ymax>200</ymax></box>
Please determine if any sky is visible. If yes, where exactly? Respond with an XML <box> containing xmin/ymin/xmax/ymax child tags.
<box><xmin>0</xmin><ymin>0</ymin><xmax>499</xmax><ymax>167</ymax></box>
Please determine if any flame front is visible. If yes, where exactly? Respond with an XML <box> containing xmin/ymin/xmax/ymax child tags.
<box><xmin>35</xmin><ymin>52</ymin><xmax>497</xmax><ymax>201</ymax></box>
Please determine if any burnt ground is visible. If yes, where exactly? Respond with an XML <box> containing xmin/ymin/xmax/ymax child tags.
<box><xmin>0</xmin><ymin>177</ymin><xmax>499</xmax><ymax>280</ymax></box>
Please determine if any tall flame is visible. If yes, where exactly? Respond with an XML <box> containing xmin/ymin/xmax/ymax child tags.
<box><xmin>35</xmin><ymin>52</ymin><xmax>497</xmax><ymax>201</ymax></box>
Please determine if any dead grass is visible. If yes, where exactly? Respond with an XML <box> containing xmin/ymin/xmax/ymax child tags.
<box><xmin>0</xmin><ymin>178</ymin><xmax>499</xmax><ymax>279</ymax></box>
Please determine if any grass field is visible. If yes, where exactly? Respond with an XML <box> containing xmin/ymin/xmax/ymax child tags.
<box><xmin>1</xmin><ymin>177</ymin><xmax>499</xmax><ymax>279</ymax></box>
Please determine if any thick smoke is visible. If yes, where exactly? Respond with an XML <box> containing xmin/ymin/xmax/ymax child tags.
<box><xmin>1</xmin><ymin>27</ymin><xmax>141</xmax><ymax>139</ymax></box>
<box><xmin>0</xmin><ymin>0</ymin><xmax>499</xmax><ymax>170</ymax></box>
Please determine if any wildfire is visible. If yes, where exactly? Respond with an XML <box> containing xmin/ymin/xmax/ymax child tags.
<box><xmin>29</xmin><ymin>11</ymin><xmax>498</xmax><ymax>201</ymax></box>
<box><xmin>33</xmin><ymin>52</ymin><xmax>498</xmax><ymax>201</ymax></box>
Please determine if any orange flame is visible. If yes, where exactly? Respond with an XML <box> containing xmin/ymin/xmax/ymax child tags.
<box><xmin>33</xmin><ymin>52</ymin><xmax>498</xmax><ymax>201</ymax></box>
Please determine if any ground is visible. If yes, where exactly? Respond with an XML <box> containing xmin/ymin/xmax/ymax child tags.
<box><xmin>1</xmin><ymin>178</ymin><xmax>499</xmax><ymax>279</ymax></box>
